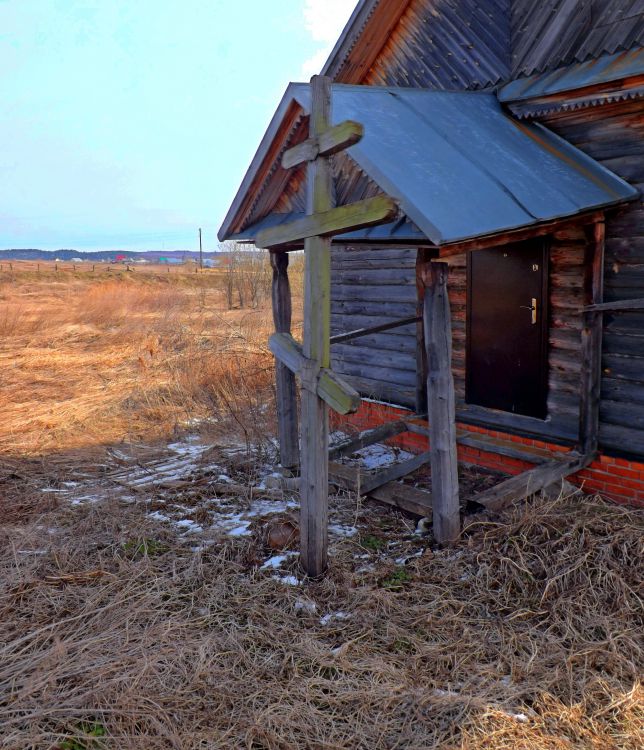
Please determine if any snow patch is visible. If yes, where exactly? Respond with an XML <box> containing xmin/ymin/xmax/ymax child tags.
<box><xmin>329</xmin><ymin>523</ymin><xmax>357</xmax><ymax>538</ymax></box>
<box><xmin>261</xmin><ymin>552</ymin><xmax>297</xmax><ymax>570</ymax></box>
<box><xmin>294</xmin><ymin>598</ymin><xmax>317</xmax><ymax>614</ymax></box>
<box><xmin>273</xmin><ymin>574</ymin><xmax>300</xmax><ymax>586</ymax></box>
<box><xmin>320</xmin><ymin>611</ymin><xmax>350</xmax><ymax>626</ymax></box>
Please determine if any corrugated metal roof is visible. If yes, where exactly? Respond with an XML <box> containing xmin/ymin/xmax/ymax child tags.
<box><xmin>228</xmin><ymin>212</ymin><xmax>426</xmax><ymax>244</ymax></box>
<box><xmin>499</xmin><ymin>47</ymin><xmax>644</xmax><ymax>102</ymax></box>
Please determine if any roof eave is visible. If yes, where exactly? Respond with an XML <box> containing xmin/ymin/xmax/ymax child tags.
<box><xmin>217</xmin><ymin>83</ymin><xmax>307</xmax><ymax>242</ymax></box>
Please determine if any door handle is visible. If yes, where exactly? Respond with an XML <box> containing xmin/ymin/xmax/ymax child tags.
<box><xmin>519</xmin><ymin>298</ymin><xmax>538</xmax><ymax>325</ymax></box>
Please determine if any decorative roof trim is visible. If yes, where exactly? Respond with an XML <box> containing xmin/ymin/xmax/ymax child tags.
<box><xmin>507</xmin><ymin>85</ymin><xmax>644</xmax><ymax>119</ymax></box>
<box><xmin>321</xmin><ymin>0</ymin><xmax>411</xmax><ymax>83</ymax></box>
<box><xmin>499</xmin><ymin>47</ymin><xmax>644</xmax><ymax>118</ymax></box>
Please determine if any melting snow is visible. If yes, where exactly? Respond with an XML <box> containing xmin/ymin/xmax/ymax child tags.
<box><xmin>261</xmin><ymin>552</ymin><xmax>297</xmax><ymax>570</ymax></box>
<box><xmin>320</xmin><ymin>611</ymin><xmax>350</xmax><ymax>626</ymax></box>
<box><xmin>149</xmin><ymin>511</ymin><xmax>170</xmax><ymax>522</ymax></box>
<box><xmin>273</xmin><ymin>574</ymin><xmax>300</xmax><ymax>586</ymax></box>
<box><xmin>329</xmin><ymin>523</ymin><xmax>357</xmax><ymax>538</ymax></box>
<box><xmin>175</xmin><ymin>519</ymin><xmax>203</xmax><ymax>533</ymax></box>
<box><xmin>294</xmin><ymin>598</ymin><xmax>317</xmax><ymax>614</ymax></box>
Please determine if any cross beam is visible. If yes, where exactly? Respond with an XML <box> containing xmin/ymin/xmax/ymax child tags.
<box><xmin>282</xmin><ymin>120</ymin><xmax>364</xmax><ymax>169</ymax></box>
<box><xmin>269</xmin><ymin>332</ymin><xmax>360</xmax><ymax>414</ymax></box>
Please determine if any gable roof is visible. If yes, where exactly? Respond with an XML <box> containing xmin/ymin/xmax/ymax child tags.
<box><xmin>219</xmin><ymin>83</ymin><xmax>637</xmax><ymax>246</ymax></box>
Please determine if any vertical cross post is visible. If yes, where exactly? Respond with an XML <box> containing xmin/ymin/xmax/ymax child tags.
<box><xmin>300</xmin><ymin>75</ymin><xmax>333</xmax><ymax>577</ymax></box>
<box><xmin>270</xmin><ymin>250</ymin><xmax>300</xmax><ymax>471</ymax></box>
<box><xmin>424</xmin><ymin>260</ymin><xmax>460</xmax><ymax>543</ymax></box>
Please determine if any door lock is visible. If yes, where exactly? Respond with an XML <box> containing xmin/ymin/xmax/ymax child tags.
<box><xmin>520</xmin><ymin>298</ymin><xmax>538</xmax><ymax>325</ymax></box>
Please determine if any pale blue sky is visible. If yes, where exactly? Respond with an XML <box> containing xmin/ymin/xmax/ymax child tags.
<box><xmin>0</xmin><ymin>0</ymin><xmax>355</xmax><ymax>251</ymax></box>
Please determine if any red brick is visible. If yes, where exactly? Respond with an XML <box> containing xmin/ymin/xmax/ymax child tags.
<box><xmin>608</xmin><ymin>466</ymin><xmax>642</xmax><ymax>480</ymax></box>
<box><xmin>613</xmin><ymin>478</ymin><xmax>643</xmax><ymax>491</ymax></box>
<box><xmin>603</xmin><ymin>484</ymin><xmax>632</xmax><ymax>499</ymax></box>
<box><xmin>600</xmin><ymin>454</ymin><xmax>615</xmax><ymax>465</ymax></box>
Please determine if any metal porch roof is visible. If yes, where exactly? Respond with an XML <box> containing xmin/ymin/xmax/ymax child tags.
<box><xmin>219</xmin><ymin>83</ymin><xmax>638</xmax><ymax>246</ymax></box>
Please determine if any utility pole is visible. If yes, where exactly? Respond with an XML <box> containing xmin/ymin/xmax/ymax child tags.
<box><xmin>199</xmin><ymin>227</ymin><xmax>203</xmax><ymax>270</ymax></box>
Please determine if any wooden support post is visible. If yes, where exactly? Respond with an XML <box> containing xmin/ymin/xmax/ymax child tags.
<box><xmin>270</xmin><ymin>250</ymin><xmax>299</xmax><ymax>471</ymax></box>
<box><xmin>415</xmin><ymin>249</ymin><xmax>432</xmax><ymax>414</ymax></box>
<box><xmin>300</xmin><ymin>75</ymin><xmax>333</xmax><ymax>578</ymax></box>
<box><xmin>579</xmin><ymin>219</ymin><xmax>605</xmax><ymax>456</ymax></box>
<box><xmin>424</xmin><ymin>261</ymin><xmax>460</xmax><ymax>543</ymax></box>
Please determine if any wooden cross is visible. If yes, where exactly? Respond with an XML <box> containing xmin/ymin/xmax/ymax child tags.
<box><xmin>256</xmin><ymin>75</ymin><xmax>397</xmax><ymax>577</ymax></box>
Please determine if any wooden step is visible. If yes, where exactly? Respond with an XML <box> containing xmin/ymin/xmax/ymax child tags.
<box><xmin>405</xmin><ymin>420</ymin><xmax>571</xmax><ymax>466</ymax></box>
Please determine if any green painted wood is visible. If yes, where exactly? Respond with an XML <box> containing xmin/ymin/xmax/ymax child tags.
<box><xmin>255</xmin><ymin>195</ymin><xmax>397</xmax><ymax>249</ymax></box>
<box><xmin>282</xmin><ymin>120</ymin><xmax>364</xmax><ymax>169</ymax></box>
<box><xmin>268</xmin><ymin>333</ymin><xmax>360</xmax><ymax>415</ymax></box>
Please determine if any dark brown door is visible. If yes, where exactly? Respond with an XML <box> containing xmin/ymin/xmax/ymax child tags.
<box><xmin>466</xmin><ymin>239</ymin><xmax>549</xmax><ymax>419</ymax></box>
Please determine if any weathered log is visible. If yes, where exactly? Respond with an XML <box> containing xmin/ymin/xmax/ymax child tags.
<box><xmin>578</xmin><ymin>220</ymin><xmax>605</xmax><ymax>456</ymax></box>
<box><xmin>270</xmin><ymin>251</ymin><xmax>299</xmax><ymax>470</ymax></box>
<box><xmin>424</xmin><ymin>261</ymin><xmax>460</xmax><ymax>543</ymax></box>
<box><xmin>282</xmin><ymin>120</ymin><xmax>363</xmax><ymax>169</ymax></box>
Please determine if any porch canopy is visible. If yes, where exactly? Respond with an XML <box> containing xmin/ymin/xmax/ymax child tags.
<box><xmin>219</xmin><ymin>83</ymin><xmax>637</xmax><ymax>247</ymax></box>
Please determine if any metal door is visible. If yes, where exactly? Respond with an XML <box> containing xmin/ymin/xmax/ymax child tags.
<box><xmin>466</xmin><ymin>239</ymin><xmax>549</xmax><ymax>419</ymax></box>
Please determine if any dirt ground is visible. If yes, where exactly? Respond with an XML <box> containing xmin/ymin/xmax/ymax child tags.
<box><xmin>0</xmin><ymin>264</ymin><xmax>642</xmax><ymax>749</ymax></box>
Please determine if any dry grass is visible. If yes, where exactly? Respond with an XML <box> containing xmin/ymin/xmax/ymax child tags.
<box><xmin>0</xmin><ymin>263</ymin><xmax>290</xmax><ymax>455</ymax></box>
<box><xmin>0</xmin><ymin>261</ymin><xmax>642</xmax><ymax>749</ymax></box>
<box><xmin>0</xmin><ymin>485</ymin><xmax>641</xmax><ymax>749</ymax></box>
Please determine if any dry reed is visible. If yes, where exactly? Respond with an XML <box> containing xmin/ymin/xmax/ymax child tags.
<box><xmin>0</xmin><ymin>488</ymin><xmax>641</xmax><ymax>749</ymax></box>
<box><xmin>0</xmin><ymin>266</ymin><xmax>281</xmax><ymax>455</ymax></box>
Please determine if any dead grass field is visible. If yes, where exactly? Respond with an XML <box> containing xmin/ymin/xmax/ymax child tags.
<box><xmin>0</xmin><ymin>261</ymin><xmax>642</xmax><ymax>749</ymax></box>
<box><xmin>0</xmin><ymin>261</ymin><xmax>287</xmax><ymax>455</ymax></box>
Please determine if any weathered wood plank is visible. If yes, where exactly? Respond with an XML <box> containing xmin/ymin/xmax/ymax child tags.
<box><xmin>585</xmin><ymin>297</ymin><xmax>644</xmax><ymax>313</ymax></box>
<box><xmin>330</xmin><ymin>315</ymin><xmax>420</xmax><ymax>345</ymax></box>
<box><xmin>328</xmin><ymin>462</ymin><xmax>432</xmax><ymax>517</ymax></box>
<box><xmin>269</xmin><ymin>332</ymin><xmax>361</xmax><ymax>414</ymax></box>
<box><xmin>282</xmin><ymin>120</ymin><xmax>364</xmax><ymax>169</ymax></box>
<box><xmin>578</xmin><ymin>220</ymin><xmax>605</xmax><ymax>456</ymax></box>
<box><xmin>299</xmin><ymin>75</ymin><xmax>332</xmax><ymax>578</ymax></box>
<box><xmin>361</xmin><ymin>451</ymin><xmax>430</xmax><ymax>494</ymax></box>
<box><xmin>474</xmin><ymin>455</ymin><xmax>588</xmax><ymax>512</ymax></box>
<box><xmin>256</xmin><ymin>195</ymin><xmax>398</xmax><ymax>249</ymax></box>
<box><xmin>270</xmin><ymin>251</ymin><xmax>299</xmax><ymax>470</ymax></box>
<box><xmin>424</xmin><ymin>261</ymin><xmax>460</xmax><ymax>543</ymax></box>
<box><xmin>438</xmin><ymin>211</ymin><xmax>603</xmax><ymax>258</ymax></box>
<box><xmin>328</xmin><ymin>420</ymin><xmax>409</xmax><ymax>460</ymax></box>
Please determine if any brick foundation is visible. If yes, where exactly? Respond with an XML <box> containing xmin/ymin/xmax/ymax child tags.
<box><xmin>332</xmin><ymin>400</ymin><xmax>644</xmax><ymax>507</ymax></box>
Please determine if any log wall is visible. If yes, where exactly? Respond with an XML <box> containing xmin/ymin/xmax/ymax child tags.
<box><xmin>330</xmin><ymin>246</ymin><xmax>419</xmax><ymax>408</ymax></box>
<box><xmin>542</xmin><ymin>100</ymin><xmax>644</xmax><ymax>457</ymax></box>
<box><xmin>331</xmin><ymin>232</ymin><xmax>589</xmax><ymax>444</ymax></box>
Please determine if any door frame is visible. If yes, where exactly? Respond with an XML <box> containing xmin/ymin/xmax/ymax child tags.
<box><xmin>465</xmin><ymin>238</ymin><xmax>551</xmax><ymax>420</ymax></box>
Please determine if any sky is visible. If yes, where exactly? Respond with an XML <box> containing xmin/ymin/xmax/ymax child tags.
<box><xmin>0</xmin><ymin>0</ymin><xmax>356</xmax><ymax>251</ymax></box>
